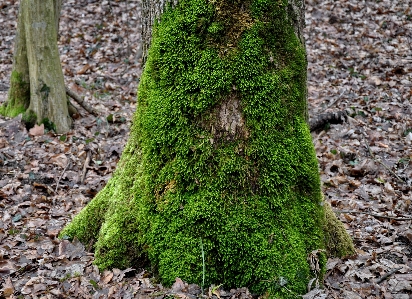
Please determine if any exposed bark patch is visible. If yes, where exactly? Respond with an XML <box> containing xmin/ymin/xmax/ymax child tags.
<box><xmin>199</xmin><ymin>92</ymin><xmax>249</xmax><ymax>146</ymax></box>
<box><xmin>208</xmin><ymin>0</ymin><xmax>253</xmax><ymax>56</ymax></box>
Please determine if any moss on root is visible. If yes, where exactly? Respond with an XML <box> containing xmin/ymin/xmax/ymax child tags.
<box><xmin>0</xmin><ymin>70</ymin><xmax>30</xmax><ymax>117</ymax></box>
<box><xmin>61</xmin><ymin>0</ymin><xmax>354</xmax><ymax>297</ymax></box>
<box><xmin>323</xmin><ymin>201</ymin><xmax>356</xmax><ymax>257</ymax></box>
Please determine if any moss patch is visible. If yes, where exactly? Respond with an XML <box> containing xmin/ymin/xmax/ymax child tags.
<box><xmin>323</xmin><ymin>201</ymin><xmax>356</xmax><ymax>257</ymax></box>
<box><xmin>0</xmin><ymin>70</ymin><xmax>30</xmax><ymax>118</ymax></box>
<box><xmin>61</xmin><ymin>0</ymin><xmax>353</xmax><ymax>297</ymax></box>
<box><xmin>22</xmin><ymin>109</ymin><xmax>37</xmax><ymax>130</ymax></box>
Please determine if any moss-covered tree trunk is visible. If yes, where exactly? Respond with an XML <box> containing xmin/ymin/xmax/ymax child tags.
<box><xmin>1</xmin><ymin>0</ymin><xmax>71</xmax><ymax>134</ymax></box>
<box><xmin>61</xmin><ymin>0</ymin><xmax>354</xmax><ymax>297</ymax></box>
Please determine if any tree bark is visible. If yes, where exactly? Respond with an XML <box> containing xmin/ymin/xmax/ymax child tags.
<box><xmin>1</xmin><ymin>0</ymin><xmax>71</xmax><ymax>134</ymax></box>
<box><xmin>62</xmin><ymin>0</ymin><xmax>355</xmax><ymax>297</ymax></box>
<box><xmin>141</xmin><ymin>0</ymin><xmax>178</xmax><ymax>63</ymax></box>
<box><xmin>2</xmin><ymin>4</ymin><xmax>30</xmax><ymax>118</ymax></box>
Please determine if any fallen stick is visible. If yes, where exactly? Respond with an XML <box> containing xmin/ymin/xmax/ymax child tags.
<box><xmin>80</xmin><ymin>151</ymin><xmax>91</xmax><ymax>184</ymax></box>
<box><xmin>376</xmin><ymin>267</ymin><xmax>402</xmax><ymax>284</ymax></box>
<box><xmin>55</xmin><ymin>158</ymin><xmax>71</xmax><ymax>193</ymax></box>
<box><xmin>362</xmin><ymin>135</ymin><xmax>406</xmax><ymax>184</ymax></box>
<box><xmin>325</xmin><ymin>89</ymin><xmax>346</xmax><ymax>109</ymax></box>
<box><xmin>65</xmin><ymin>86</ymin><xmax>100</xmax><ymax>116</ymax></box>
<box><xmin>334</xmin><ymin>210</ymin><xmax>412</xmax><ymax>221</ymax></box>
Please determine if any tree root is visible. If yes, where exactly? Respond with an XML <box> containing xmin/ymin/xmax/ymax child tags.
<box><xmin>65</xmin><ymin>86</ymin><xmax>100</xmax><ymax>116</ymax></box>
<box><xmin>309</xmin><ymin>111</ymin><xmax>347</xmax><ymax>132</ymax></box>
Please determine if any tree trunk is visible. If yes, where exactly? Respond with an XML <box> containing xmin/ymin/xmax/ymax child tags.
<box><xmin>62</xmin><ymin>0</ymin><xmax>354</xmax><ymax>297</ymax></box>
<box><xmin>141</xmin><ymin>0</ymin><xmax>178</xmax><ymax>63</ymax></box>
<box><xmin>2</xmin><ymin>4</ymin><xmax>30</xmax><ymax>118</ymax></box>
<box><xmin>1</xmin><ymin>0</ymin><xmax>71</xmax><ymax>134</ymax></box>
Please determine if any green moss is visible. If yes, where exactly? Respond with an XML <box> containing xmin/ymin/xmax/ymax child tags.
<box><xmin>22</xmin><ymin>109</ymin><xmax>37</xmax><ymax>129</ymax></box>
<box><xmin>62</xmin><ymin>0</ymin><xmax>353</xmax><ymax>298</ymax></box>
<box><xmin>324</xmin><ymin>201</ymin><xmax>356</xmax><ymax>257</ymax></box>
<box><xmin>0</xmin><ymin>70</ymin><xmax>30</xmax><ymax>118</ymax></box>
<box><xmin>41</xmin><ymin>118</ymin><xmax>56</xmax><ymax>132</ymax></box>
<box><xmin>0</xmin><ymin>103</ymin><xmax>26</xmax><ymax>118</ymax></box>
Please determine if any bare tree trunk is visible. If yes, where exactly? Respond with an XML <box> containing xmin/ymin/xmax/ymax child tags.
<box><xmin>3</xmin><ymin>4</ymin><xmax>30</xmax><ymax>118</ymax></box>
<box><xmin>141</xmin><ymin>0</ymin><xmax>178</xmax><ymax>63</ymax></box>
<box><xmin>1</xmin><ymin>0</ymin><xmax>71</xmax><ymax>134</ymax></box>
<box><xmin>23</xmin><ymin>0</ymin><xmax>71</xmax><ymax>133</ymax></box>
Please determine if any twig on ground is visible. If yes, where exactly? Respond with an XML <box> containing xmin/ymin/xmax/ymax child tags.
<box><xmin>362</xmin><ymin>135</ymin><xmax>406</xmax><ymax>184</ymax></box>
<box><xmin>65</xmin><ymin>86</ymin><xmax>100</xmax><ymax>116</ymax></box>
<box><xmin>55</xmin><ymin>158</ymin><xmax>71</xmax><ymax>193</ymax></box>
<box><xmin>80</xmin><ymin>151</ymin><xmax>91</xmax><ymax>184</ymax></box>
<box><xmin>334</xmin><ymin>210</ymin><xmax>412</xmax><ymax>221</ymax></box>
<box><xmin>376</xmin><ymin>267</ymin><xmax>402</xmax><ymax>284</ymax></box>
<box><xmin>326</xmin><ymin>89</ymin><xmax>346</xmax><ymax>109</ymax></box>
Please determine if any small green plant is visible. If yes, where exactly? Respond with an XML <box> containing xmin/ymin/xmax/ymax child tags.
<box><xmin>404</xmin><ymin>128</ymin><xmax>412</xmax><ymax>136</ymax></box>
<box><xmin>85</xmin><ymin>138</ymin><xmax>94</xmax><ymax>144</ymax></box>
<box><xmin>348</xmin><ymin>67</ymin><xmax>358</xmax><ymax>77</ymax></box>
<box><xmin>371</xmin><ymin>107</ymin><xmax>382</xmax><ymax>114</ymax></box>
<box><xmin>330</xmin><ymin>149</ymin><xmax>338</xmax><ymax>155</ymax></box>
<box><xmin>41</xmin><ymin>118</ymin><xmax>56</xmax><ymax>132</ymax></box>
<box><xmin>8</xmin><ymin>228</ymin><xmax>20</xmax><ymax>236</ymax></box>
<box><xmin>89</xmin><ymin>279</ymin><xmax>100</xmax><ymax>290</ymax></box>
<box><xmin>398</xmin><ymin>157</ymin><xmax>411</xmax><ymax>166</ymax></box>
<box><xmin>60</xmin><ymin>273</ymin><xmax>72</xmax><ymax>282</ymax></box>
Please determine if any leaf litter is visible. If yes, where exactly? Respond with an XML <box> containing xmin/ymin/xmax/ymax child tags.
<box><xmin>0</xmin><ymin>0</ymin><xmax>412</xmax><ymax>298</ymax></box>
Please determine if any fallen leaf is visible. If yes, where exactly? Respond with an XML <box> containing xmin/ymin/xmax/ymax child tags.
<box><xmin>29</xmin><ymin>124</ymin><xmax>44</xmax><ymax>136</ymax></box>
<box><xmin>2</xmin><ymin>277</ymin><xmax>14</xmax><ymax>297</ymax></box>
<box><xmin>171</xmin><ymin>277</ymin><xmax>187</xmax><ymax>293</ymax></box>
<box><xmin>101</xmin><ymin>270</ymin><xmax>114</xmax><ymax>284</ymax></box>
<box><xmin>77</xmin><ymin>64</ymin><xmax>91</xmax><ymax>75</ymax></box>
<box><xmin>50</xmin><ymin>153</ymin><xmax>68</xmax><ymax>168</ymax></box>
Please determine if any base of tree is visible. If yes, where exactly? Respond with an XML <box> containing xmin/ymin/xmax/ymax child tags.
<box><xmin>61</xmin><ymin>0</ymin><xmax>355</xmax><ymax>297</ymax></box>
<box><xmin>0</xmin><ymin>70</ymin><xmax>30</xmax><ymax>118</ymax></box>
<box><xmin>323</xmin><ymin>201</ymin><xmax>356</xmax><ymax>257</ymax></box>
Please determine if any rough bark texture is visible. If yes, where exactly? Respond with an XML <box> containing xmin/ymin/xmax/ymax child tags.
<box><xmin>1</xmin><ymin>5</ymin><xmax>30</xmax><ymax>117</ymax></box>
<box><xmin>62</xmin><ymin>0</ymin><xmax>355</xmax><ymax>297</ymax></box>
<box><xmin>141</xmin><ymin>0</ymin><xmax>178</xmax><ymax>63</ymax></box>
<box><xmin>1</xmin><ymin>0</ymin><xmax>71</xmax><ymax>134</ymax></box>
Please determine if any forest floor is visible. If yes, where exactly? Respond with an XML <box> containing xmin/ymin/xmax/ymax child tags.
<box><xmin>0</xmin><ymin>0</ymin><xmax>412</xmax><ymax>298</ymax></box>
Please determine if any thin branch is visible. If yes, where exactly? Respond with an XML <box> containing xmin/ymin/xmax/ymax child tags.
<box><xmin>65</xmin><ymin>86</ymin><xmax>100</xmax><ymax>116</ymax></box>
<box><xmin>334</xmin><ymin>209</ymin><xmax>412</xmax><ymax>221</ymax></box>
<box><xmin>326</xmin><ymin>89</ymin><xmax>346</xmax><ymax>109</ymax></box>
<box><xmin>80</xmin><ymin>150</ymin><xmax>91</xmax><ymax>184</ymax></box>
<box><xmin>55</xmin><ymin>158</ymin><xmax>71</xmax><ymax>193</ymax></box>
<box><xmin>362</xmin><ymin>135</ymin><xmax>406</xmax><ymax>184</ymax></box>
<box><xmin>376</xmin><ymin>267</ymin><xmax>402</xmax><ymax>284</ymax></box>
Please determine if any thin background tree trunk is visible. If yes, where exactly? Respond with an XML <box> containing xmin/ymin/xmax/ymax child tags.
<box><xmin>23</xmin><ymin>0</ymin><xmax>71</xmax><ymax>133</ymax></box>
<box><xmin>6</xmin><ymin>3</ymin><xmax>30</xmax><ymax>116</ymax></box>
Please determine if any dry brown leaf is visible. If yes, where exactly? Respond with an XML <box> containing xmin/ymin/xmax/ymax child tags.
<box><xmin>77</xmin><ymin>64</ymin><xmax>91</xmax><ymax>75</ymax></box>
<box><xmin>29</xmin><ymin>124</ymin><xmax>44</xmax><ymax>136</ymax></box>
<box><xmin>2</xmin><ymin>277</ymin><xmax>14</xmax><ymax>297</ymax></box>
<box><xmin>171</xmin><ymin>277</ymin><xmax>187</xmax><ymax>293</ymax></box>
<box><xmin>102</xmin><ymin>270</ymin><xmax>114</xmax><ymax>284</ymax></box>
<box><xmin>50</xmin><ymin>153</ymin><xmax>68</xmax><ymax>168</ymax></box>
